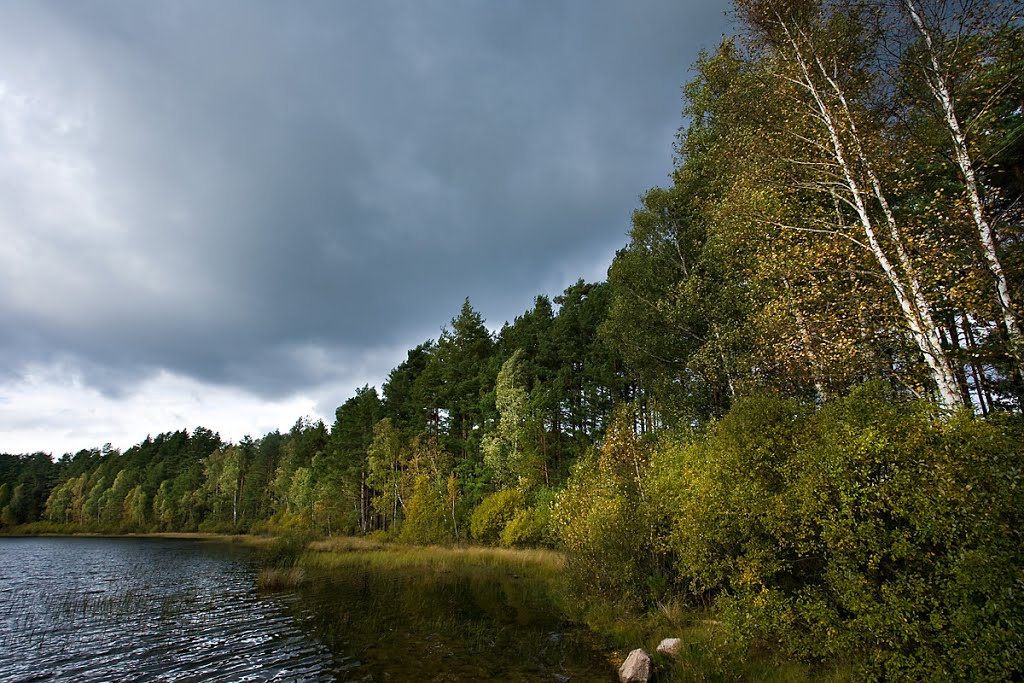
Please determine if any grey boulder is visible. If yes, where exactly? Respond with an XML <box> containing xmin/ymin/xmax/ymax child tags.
<box><xmin>618</xmin><ymin>648</ymin><xmax>652</xmax><ymax>683</ymax></box>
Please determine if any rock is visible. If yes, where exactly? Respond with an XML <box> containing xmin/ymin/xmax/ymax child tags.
<box><xmin>617</xmin><ymin>648</ymin><xmax>652</xmax><ymax>683</ymax></box>
<box><xmin>656</xmin><ymin>637</ymin><xmax>682</xmax><ymax>658</ymax></box>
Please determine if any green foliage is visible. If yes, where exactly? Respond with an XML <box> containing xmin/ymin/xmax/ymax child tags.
<box><xmin>482</xmin><ymin>349</ymin><xmax>532</xmax><ymax>488</ymax></box>
<box><xmin>197</xmin><ymin>518</ymin><xmax>237</xmax><ymax>534</ymax></box>
<box><xmin>0</xmin><ymin>520</ymin><xmax>79</xmax><ymax>536</ymax></box>
<box><xmin>469</xmin><ymin>489</ymin><xmax>525</xmax><ymax>545</ymax></box>
<box><xmin>658</xmin><ymin>385</ymin><xmax>1024</xmax><ymax>680</ymax></box>
<box><xmin>604</xmin><ymin>181</ymin><xmax>742</xmax><ymax>422</ymax></box>
<box><xmin>552</xmin><ymin>407</ymin><xmax>667</xmax><ymax>607</ymax></box>
<box><xmin>498</xmin><ymin>505</ymin><xmax>547</xmax><ymax>548</ymax></box>
<box><xmin>201</xmin><ymin>445</ymin><xmax>241</xmax><ymax>528</ymax></box>
<box><xmin>5</xmin><ymin>13</ymin><xmax>1023</xmax><ymax>678</ymax></box>
<box><xmin>0</xmin><ymin>452</ymin><xmax>58</xmax><ymax>526</ymax></box>
<box><xmin>327</xmin><ymin>386</ymin><xmax>381</xmax><ymax>534</ymax></box>
<box><xmin>399</xmin><ymin>475</ymin><xmax>454</xmax><ymax>545</ymax></box>
<box><xmin>661</xmin><ymin>393</ymin><xmax>808</xmax><ymax>599</ymax></box>
<box><xmin>122</xmin><ymin>485</ymin><xmax>148</xmax><ymax>530</ymax></box>
<box><xmin>794</xmin><ymin>388</ymin><xmax>1022</xmax><ymax>680</ymax></box>
<box><xmin>435</xmin><ymin>299</ymin><xmax>498</xmax><ymax>463</ymax></box>
<box><xmin>367</xmin><ymin>417</ymin><xmax>406</xmax><ymax>529</ymax></box>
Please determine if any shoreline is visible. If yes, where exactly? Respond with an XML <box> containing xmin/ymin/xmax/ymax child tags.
<box><xmin>0</xmin><ymin>527</ymin><xmax>273</xmax><ymax>546</ymax></box>
<box><xmin>1</xmin><ymin>530</ymin><xmax>844</xmax><ymax>680</ymax></box>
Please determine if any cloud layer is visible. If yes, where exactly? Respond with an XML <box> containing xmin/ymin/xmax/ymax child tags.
<box><xmin>0</xmin><ymin>1</ymin><xmax>730</xmax><ymax>454</ymax></box>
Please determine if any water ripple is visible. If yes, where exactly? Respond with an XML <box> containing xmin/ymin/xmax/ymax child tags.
<box><xmin>0</xmin><ymin>538</ymin><xmax>335</xmax><ymax>682</ymax></box>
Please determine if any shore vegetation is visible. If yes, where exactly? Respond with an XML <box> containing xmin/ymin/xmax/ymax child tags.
<box><xmin>4</xmin><ymin>1</ymin><xmax>1023</xmax><ymax>679</ymax></box>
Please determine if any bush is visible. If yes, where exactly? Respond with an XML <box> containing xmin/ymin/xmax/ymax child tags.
<box><xmin>661</xmin><ymin>394</ymin><xmax>807</xmax><ymax>600</ymax></box>
<box><xmin>470</xmin><ymin>489</ymin><xmax>525</xmax><ymax>545</ymax></box>
<box><xmin>659</xmin><ymin>384</ymin><xmax>1024</xmax><ymax>680</ymax></box>
<box><xmin>399</xmin><ymin>476</ymin><xmax>455</xmax><ymax>545</ymax></box>
<box><xmin>499</xmin><ymin>506</ymin><xmax>546</xmax><ymax>547</ymax></box>
<box><xmin>552</xmin><ymin>407</ymin><xmax>668</xmax><ymax>607</ymax></box>
<box><xmin>786</xmin><ymin>387</ymin><xmax>1024</xmax><ymax>680</ymax></box>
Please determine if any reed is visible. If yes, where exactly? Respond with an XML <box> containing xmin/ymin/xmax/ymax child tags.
<box><xmin>256</xmin><ymin>566</ymin><xmax>307</xmax><ymax>590</ymax></box>
<box><xmin>302</xmin><ymin>539</ymin><xmax>565</xmax><ymax>581</ymax></box>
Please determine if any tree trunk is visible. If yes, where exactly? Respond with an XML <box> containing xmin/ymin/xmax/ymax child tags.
<box><xmin>902</xmin><ymin>0</ymin><xmax>1023</xmax><ymax>372</ymax></box>
<box><xmin>778</xmin><ymin>15</ymin><xmax>963</xmax><ymax>409</ymax></box>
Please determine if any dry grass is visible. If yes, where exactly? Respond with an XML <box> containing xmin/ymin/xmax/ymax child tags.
<box><xmin>307</xmin><ymin>536</ymin><xmax>385</xmax><ymax>553</ymax></box>
<box><xmin>301</xmin><ymin>537</ymin><xmax>566</xmax><ymax>581</ymax></box>
<box><xmin>256</xmin><ymin>566</ymin><xmax>307</xmax><ymax>590</ymax></box>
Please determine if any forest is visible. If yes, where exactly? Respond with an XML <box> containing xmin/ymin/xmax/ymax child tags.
<box><xmin>2</xmin><ymin>1</ymin><xmax>1023</xmax><ymax>679</ymax></box>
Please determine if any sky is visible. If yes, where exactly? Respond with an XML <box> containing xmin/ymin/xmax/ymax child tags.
<box><xmin>0</xmin><ymin>1</ymin><xmax>732</xmax><ymax>457</ymax></box>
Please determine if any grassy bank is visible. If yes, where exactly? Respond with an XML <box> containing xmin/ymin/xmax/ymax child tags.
<box><xmin>268</xmin><ymin>535</ymin><xmax>849</xmax><ymax>682</ymax></box>
<box><xmin>2</xmin><ymin>529</ymin><xmax>849</xmax><ymax>679</ymax></box>
<box><xmin>305</xmin><ymin>537</ymin><xmax>565</xmax><ymax>579</ymax></box>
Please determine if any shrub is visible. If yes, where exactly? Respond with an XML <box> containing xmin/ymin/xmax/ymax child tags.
<box><xmin>785</xmin><ymin>386</ymin><xmax>1024</xmax><ymax>680</ymax></box>
<box><xmin>552</xmin><ymin>407</ymin><xmax>668</xmax><ymax>607</ymax></box>
<box><xmin>660</xmin><ymin>384</ymin><xmax>1024</xmax><ymax>680</ymax></box>
<box><xmin>499</xmin><ymin>506</ymin><xmax>546</xmax><ymax>547</ymax></box>
<box><xmin>399</xmin><ymin>475</ymin><xmax>454</xmax><ymax>545</ymax></box>
<box><xmin>470</xmin><ymin>489</ymin><xmax>525</xmax><ymax>545</ymax></box>
<box><xmin>662</xmin><ymin>394</ymin><xmax>807</xmax><ymax>601</ymax></box>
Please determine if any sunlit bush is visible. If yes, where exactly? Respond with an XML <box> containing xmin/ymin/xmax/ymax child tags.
<box><xmin>661</xmin><ymin>393</ymin><xmax>808</xmax><ymax>600</ymax></box>
<box><xmin>786</xmin><ymin>386</ymin><xmax>1023</xmax><ymax>680</ymax></box>
<box><xmin>499</xmin><ymin>506</ymin><xmax>545</xmax><ymax>547</ymax></box>
<box><xmin>470</xmin><ymin>489</ymin><xmax>525</xmax><ymax>545</ymax></box>
<box><xmin>399</xmin><ymin>475</ymin><xmax>454</xmax><ymax>545</ymax></box>
<box><xmin>552</xmin><ymin>407</ymin><xmax>668</xmax><ymax>607</ymax></box>
<box><xmin>659</xmin><ymin>384</ymin><xmax>1024</xmax><ymax>680</ymax></box>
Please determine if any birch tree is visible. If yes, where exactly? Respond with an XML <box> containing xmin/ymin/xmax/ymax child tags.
<box><xmin>894</xmin><ymin>0</ymin><xmax>1023</xmax><ymax>370</ymax></box>
<box><xmin>482</xmin><ymin>349</ymin><xmax>531</xmax><ymax>488</ymax></box>
<box><xmin>736</xmin><ymin>0</ymin><xmax>966</xmax><ymax>409</ymax></box>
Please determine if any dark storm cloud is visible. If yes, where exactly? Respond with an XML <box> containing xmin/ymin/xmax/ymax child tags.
<box><xmin>0</xmin><ymin>0</ymin><xmax>731</xmax><ymax>400</ymax></box>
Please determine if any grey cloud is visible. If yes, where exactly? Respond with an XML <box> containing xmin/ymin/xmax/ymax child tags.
<box><xmin>0</xmin><ymin>0</ymin><xmax>731</xmax><ymax>402</ymax></box>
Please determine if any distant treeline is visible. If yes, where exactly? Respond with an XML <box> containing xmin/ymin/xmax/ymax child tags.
<box><xmin>4</xmin><ymin>1</ymin><xmax>1023</xmax><ymax>679</ymax></box>
<box><xmin>2</xmin><ymin>281</ymin><xmax>630</xmax><ymax>536</ymax></box>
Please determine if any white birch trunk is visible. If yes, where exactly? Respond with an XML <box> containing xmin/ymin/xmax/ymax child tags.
<box><xmin>779</xmin><ymin>16</ymin><xmax>963</xmax><ymax>409</ymax></box>
<box><xmin>902</xmin><ymin>0</ymin><xmax>1023</xmax><ymax>366</ymax></box>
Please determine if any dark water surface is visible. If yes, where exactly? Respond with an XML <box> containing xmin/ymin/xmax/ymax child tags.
<box><xmin>290</xmin><ymin>563</ymin><xmax>614</xmax><ymax>681</ymax></box>
<box><xmin>0</xmin><ymin>538</ymin><xmax>613</xmax><ymax>681</ymax></box>
<box><xmin>0</xmin><ymin>537</ymin><xmax>334</xmax><ymax>681</ymax></box>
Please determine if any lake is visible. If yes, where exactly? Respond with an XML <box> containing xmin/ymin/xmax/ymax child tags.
<box><xmin>0</xmin><ymin>537</ymin><xmax>612</xmax><ymax>681</ymax></box>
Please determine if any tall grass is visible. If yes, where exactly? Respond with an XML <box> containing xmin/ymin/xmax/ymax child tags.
<box><xmin>256</xmin><ymin>566</ymin><xmax>307</xmax><ymax>589</ymax></box>
<box><xmin>303</xmin><ymin>538</ymin><xmax>566</xmax><ymax>580</ymax></box>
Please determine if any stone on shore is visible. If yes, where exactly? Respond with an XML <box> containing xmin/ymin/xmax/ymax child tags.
<box><xmin>656</xmin><ymin>637</ymin><xmax>682</xmax><ymax>658</ymax></box>
<box><xmin>618</xmin><ymin>648</ymin><xmax>652</xmax><ymax>683</ymax></box>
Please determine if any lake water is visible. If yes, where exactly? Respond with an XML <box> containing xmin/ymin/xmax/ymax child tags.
<box><xmin>0</xmin><ymin>538</ymin><xmax>613</xmax><ymax>681</ymax></box>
